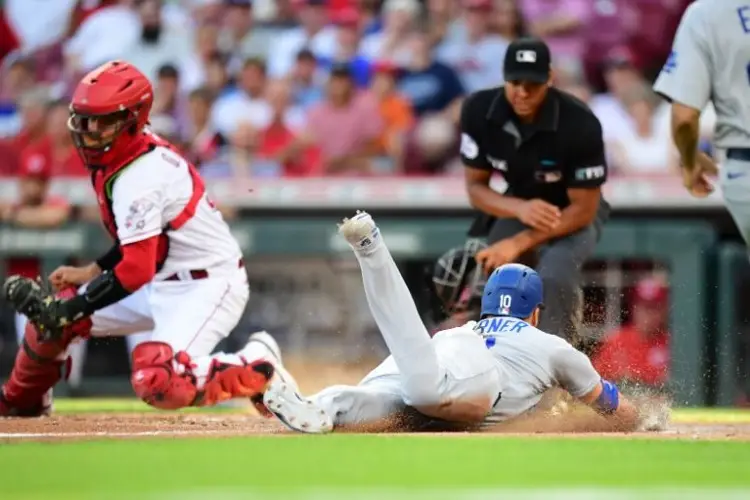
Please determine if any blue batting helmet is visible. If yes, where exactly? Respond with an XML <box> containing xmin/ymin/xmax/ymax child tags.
<box><xmin>480</xmin><ymin>263</ymin><xmax>543</xmax><ymax>319</ymax></box>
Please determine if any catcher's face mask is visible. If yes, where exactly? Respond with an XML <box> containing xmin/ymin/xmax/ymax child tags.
<box><xmin>68</xmin><ymin>109</ymin><xmax>133</xmax><ymax>151</ymax></box>
<box><xmin>431</xmin><ymin>239</ymin><xmax>488</xmax><ymax>316</ymax></box>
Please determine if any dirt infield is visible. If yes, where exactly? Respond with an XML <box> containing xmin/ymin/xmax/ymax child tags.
<box><xmin>2</xmin><ymin>361</ymin><xmax>749</xmax><ymax>443</ymax></box>
<box><xmin>2</xmin><ymin>410</ymin><xmax>750</xmax><ymax>442</ymax></box>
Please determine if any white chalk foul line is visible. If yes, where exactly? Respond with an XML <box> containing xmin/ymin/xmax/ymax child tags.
<box><xmin>146</xmin><ymin>488</ymin><xmax>750</xmax><ymax>500</ymax></box>
<box><xmin>0</xmin><ymin>430</ymin><xmax>233</xmax><ymax>439</ymax></box>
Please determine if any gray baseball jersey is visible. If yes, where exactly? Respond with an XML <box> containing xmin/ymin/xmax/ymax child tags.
<box><xmin>315</xmin><ymin>317</ymin><xmax>602</xmax><ymax>428</ymax></box>
<box><xmin>473</xmin><ymin>317</ymin><xmax>601</xmax><ymax>421</ymax></box>
<box><xmin>653</xmin><ymin>0</ymin><xmax>750</xmax><ymax>148</ymax></box>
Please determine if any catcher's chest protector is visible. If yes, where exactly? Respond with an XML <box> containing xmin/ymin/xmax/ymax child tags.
<box><xmin>91</xmin><ymin>135</ymin><xmax>205</xmax><ymax>241</ymax></box>
<box><xmin>91</xmin><ymin>134</ymin><xmax>163</xmax><ymax>240</ymax></box>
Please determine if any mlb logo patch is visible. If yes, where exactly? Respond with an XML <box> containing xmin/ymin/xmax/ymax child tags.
<box><xmin>516</xmin><ymin>50</ymin><xmax>537</xmax><ymax>63</ymax></box>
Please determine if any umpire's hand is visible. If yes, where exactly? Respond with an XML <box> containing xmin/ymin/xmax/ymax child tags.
<box><xmin>476</xmin><ymin>238</ymin><xmax>525</xmax><ymax>273</ymax></box>
<box><xmin>517</xmin><ymin>199</ymin><xmax>561</xmax><ymax>232</ymax></box>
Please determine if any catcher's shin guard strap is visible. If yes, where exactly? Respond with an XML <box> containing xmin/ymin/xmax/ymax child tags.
<box><xmin>131</xmin><ymin>341</ymin><xmax>199</xmax><ymax>410</ymax></box>
<box><xmin>1</xmin><ymin>332</ymin><xmax>65</xmax><ymax>408</ymax></box>
<box><xmin>594</xmin><ymin>379</ymin><xmax>620</xmax><ymax>415</ymax></box>
<box><xmin>22</xmin><ymin>338</ymin><xmax>57</xmax><ymax>364</ymax></box>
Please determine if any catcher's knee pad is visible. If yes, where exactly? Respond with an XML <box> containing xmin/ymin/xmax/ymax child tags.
<box><xmin>131</xmin><ymin>341</ymin><xmax>198</xmax><ymax>410</ymax></box>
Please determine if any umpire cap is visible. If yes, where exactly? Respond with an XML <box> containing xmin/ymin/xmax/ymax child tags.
<box><xmin>481</xmin><ymin>264</ymin><xmax>544</xmax><ymax>319</ymax></box>
<box><xmin>503</xmin><ymin>37</ymin><xmax>552</xmax><ymax>83</ymax></box>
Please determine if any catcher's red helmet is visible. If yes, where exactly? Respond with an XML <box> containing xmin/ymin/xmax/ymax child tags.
<box><xmin>68</xmin><ymin>60</ymin><xmax>154</xmax><ymax>168</ymax></box>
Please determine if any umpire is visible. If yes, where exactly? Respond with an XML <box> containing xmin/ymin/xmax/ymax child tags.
<box><xmin>460</xmin><ymin>37</ymin><xmax>610</xmax><ymax>344</ymax></box>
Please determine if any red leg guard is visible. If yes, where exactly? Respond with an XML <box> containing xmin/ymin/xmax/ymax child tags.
<box><xmin>130</xmin><ymin>341</ymin><xmax>275</xmax><ymax>410</ymax></box>
<box><xmin>131</xmin><ymin>341</ymin><xmax>199</xmax><ymax>410</ymax></box>
<box><xmin>0</xmin><ymin>287</ymin><xmax>92</xmax><ymax>416</ymax></box>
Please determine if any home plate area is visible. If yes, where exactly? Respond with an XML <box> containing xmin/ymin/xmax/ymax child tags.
<box><xmin>2</xmin><ymin>363</ymin><xmax>749</xmax><ymax>442</ymax></box>
<box><xmin>2</xmin><ymin>411</ymin><xmax>750</xmax><ymax>442</ymax></box>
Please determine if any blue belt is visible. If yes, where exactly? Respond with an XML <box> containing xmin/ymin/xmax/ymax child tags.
<box><xmin>727</xmin><ymin>148</ymin><xmax>750</xmax><ymax>162</ymax></box>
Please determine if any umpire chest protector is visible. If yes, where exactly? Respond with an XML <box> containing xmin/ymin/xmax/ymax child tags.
<box><xmin>461</xmin><ymin>87</ymin><xmax>608</xmax><ymax>211</ymax></box>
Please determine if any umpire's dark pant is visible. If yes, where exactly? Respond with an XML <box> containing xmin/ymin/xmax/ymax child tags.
<box><xmin>487</xmin><ymin>203</ymin><xmax>609</xmax><ymax>345</ymax></box>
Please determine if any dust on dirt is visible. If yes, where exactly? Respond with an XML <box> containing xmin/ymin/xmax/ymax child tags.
<box><xmin>2</xmin><ymin>410</ymin><xmax>750</xmax><ymax>443</ymax></box>
<box><xmin>1</xmin><ymin>360</ymin><xmax>749</xmax><ymax>443</ymax></box>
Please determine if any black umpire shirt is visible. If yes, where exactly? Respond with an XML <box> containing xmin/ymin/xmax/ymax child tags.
<box><xmin>460</xmin><ymin>86</ymin><xmax>610</xmax><ymax>237</ymax></box>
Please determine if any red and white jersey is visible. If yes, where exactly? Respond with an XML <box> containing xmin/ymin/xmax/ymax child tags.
<box><xmin>109</xmin><ymin>145</ymin><xmax>242</xmax><ymax>280</ymax></box>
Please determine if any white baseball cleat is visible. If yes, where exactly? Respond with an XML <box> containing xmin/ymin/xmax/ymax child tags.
<box><xmin>338</xmin><ymin>210</ymin><xmax>381</xmax><ymax>255</ymax></box>
<box><xmin>247</xmin><ymin>331</ymin><xmax>282</xmax><ymax>364</ymax></box>
<box><xmin>263</xmin><ymin>366</ymin><xmax>333</xmax><ymax>434</ymax></box>
<box><xmin>246</xmin><ymin>331</ymin><xmax>333</xmax><ymax>434</ymax></box>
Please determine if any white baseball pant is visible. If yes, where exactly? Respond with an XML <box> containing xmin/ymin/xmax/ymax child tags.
<box><xmin>25</xmin><ymin>264</ymin><xmax>259</xmax><ymax>390</ymax></box>
<box><xmin>311</xmin><ymin>239</ymin><xmax>504</xmax><ymax>428</ymax></box>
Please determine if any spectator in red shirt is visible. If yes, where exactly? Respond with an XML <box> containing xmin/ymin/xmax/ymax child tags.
<box><xmin>19</xmin><ymin>99</ymin><xmax>86</xmax><ymax>178</ymax></box>
<box><xmin>0</xmin><ymin>152</ymin><xmax>71</xmax><ymax>345</ymax></box>
<box><xmin>0</xmin><ymin>7</ymin><xmax>20</xmax><ymax>64</ymax></box>
<box><xmin>258</xmin><ymin>78</ymin><xmax>322</xmax><ymax>176</ymax></box>
<box><xmin>0</xmin><ymin>145</ymin><xmax>72</xmax><ymax>231</ymax></box>
<box><xmin>592</xmin><ymin>277</ymin><xmax>671</xmax><ymax>388</ymax></box>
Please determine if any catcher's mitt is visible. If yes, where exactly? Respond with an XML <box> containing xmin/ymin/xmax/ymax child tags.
<box><xmin>3</xmin><ymin>276</ymin><xmax>67</xmax><ymax>341</ymax></box>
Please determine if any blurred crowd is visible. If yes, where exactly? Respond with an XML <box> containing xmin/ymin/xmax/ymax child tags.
<box><xmin>0</xmin><ymin>0</ymin><xmax>744</xmax><ymax>402</ymax></box>
<box><xmin>0</xmin><ymin>0</ymin><xmax>713</xmax><ymax>184</ymax></box>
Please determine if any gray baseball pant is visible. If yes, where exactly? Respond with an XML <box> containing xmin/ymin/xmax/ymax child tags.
<box><xmin>487</xmin><ymin>203</ymin><xmax>608</xmax><ymax>345</ymax></box>
<box><xmin>721</xmin><ymin>158</ymin><xmax>750</xmax><ymax>247</ymax></box>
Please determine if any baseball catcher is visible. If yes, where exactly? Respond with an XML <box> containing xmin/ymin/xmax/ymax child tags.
<box><xmin>0</xmin><ymin>60</ymin><xmax>329</xmax><ymax>433</ymax></box>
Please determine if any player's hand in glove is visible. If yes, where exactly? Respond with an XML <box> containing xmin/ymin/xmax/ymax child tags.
<box><xmin>517</xmin><ymin>199</ymin><xmax>561</xmax><ymax>232</ymax></box>
<box><xmin>3</xmin><ymin>275</ymin><xmax>76</xmax><ymax>341</ymax></box>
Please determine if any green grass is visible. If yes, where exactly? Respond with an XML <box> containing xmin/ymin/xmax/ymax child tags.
<box><xmin>51</xmin><ymin>397</ymin><xmax>239</xmax><ymax>413</ymax></box>
<box><xmin>1</xmin><ymin>400</ymin><xmax>748</xmax><ymax>499</ymax></box>
<box><xmin>0</xmin><ymin>436</ymin><xmax>749</xmax><ymax>499</ymax></box>
<box><xmin>671</xmin><ymin>407</ymin><xmax>750</xmax><ymax>423</ymax></box>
